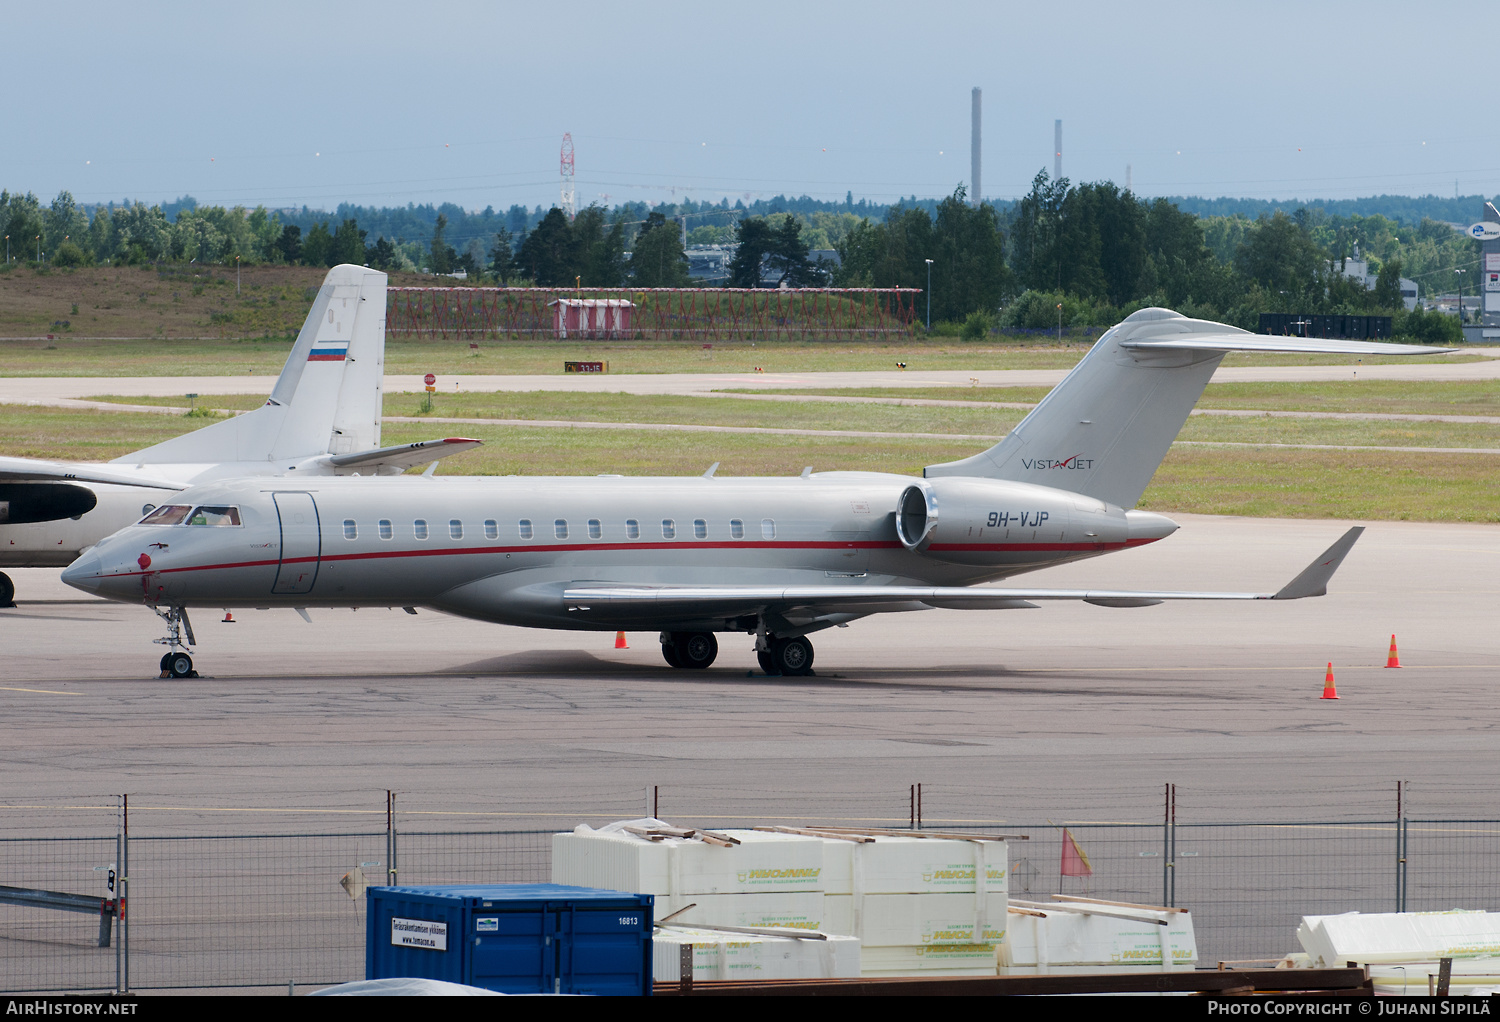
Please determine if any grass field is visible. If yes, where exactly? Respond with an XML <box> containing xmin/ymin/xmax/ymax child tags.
<box><xmin>0</xmin><ymin>263</ymin><xmax>434</xmax><ymax>341</ymax></box>
<box><xmin>736</xmin><ymin>379</ymin><xmax>1500</xmax><ymax>417</ymax></box>
<box><xmin>85</xmin><ymin>389</ymin><xmax>1500</xmax><ymax>445</ymax></box>
<box><xmin>5</xmin><ymin>401</ymin><xmax>1496</xmax><ymax>521</ymax></box>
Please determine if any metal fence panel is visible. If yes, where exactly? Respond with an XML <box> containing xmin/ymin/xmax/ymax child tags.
<box><xmin>0</xmin><ymin>836</ymin><xmax>120</xmax><ymax>994</ymax></box>
<box><xmin>1407</xmin><ymin>820</ymin><xmax>1500</xmax><ymax>916</ymax></box>
<box><xmin>126</xmin><ymin>832</ymin><xmax>385</xmax><ymax>991</ymax></box>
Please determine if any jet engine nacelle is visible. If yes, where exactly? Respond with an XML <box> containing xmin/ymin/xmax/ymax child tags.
<box><xmin>0</xmin><ymin>483</ymin><xmax>98</xmax><ymax>525</ymax></box>
<box><xmin>895</xmin><ymin>477</ymin><xmax>1132</xmax><ymax>566</ymax></box>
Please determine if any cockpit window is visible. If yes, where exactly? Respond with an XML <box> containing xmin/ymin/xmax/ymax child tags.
<box><xmin>185</xmin><ymin>506</ymin><xmax>242</xmax><ymax>527</ymax></box>
<box><xmin>139</xmin><ymin>504</ymin><xmax>193</xmax><ymax>525</ymax></box>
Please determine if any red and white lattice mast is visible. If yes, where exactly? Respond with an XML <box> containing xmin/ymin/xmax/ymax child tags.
<box><xmin>559</xmin><ymin>133</ymin><xmax>576</xmax><ymax>219</ymax></box>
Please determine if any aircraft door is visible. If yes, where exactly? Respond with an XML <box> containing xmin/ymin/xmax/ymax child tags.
<box><xmin>272</xmin><ymin>492</ymin><xmax>321</xmax><ymax>594</ymax></box>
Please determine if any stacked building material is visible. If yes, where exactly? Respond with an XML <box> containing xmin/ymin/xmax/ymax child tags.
<box><xmin>652</xmin><ymin>926</ymin><xmax>861</xmax><ymax>982</ymax></box>
<box><xmin>999</xmin><ymin>897</ymin><xmax>1196</xmax><ymax>973</ymax></box>
<box><xmin>552</xmin><ymin>819</ymin><xmax>1014</xmax><ymax>978</ymax></box>
<box><xmin>800</xmin><ymin>827</ymin><xmax>1009</xmax><ymax>977</ymax></box>
<box><xmin>1297</xmin><ymin>910</ymin><xmax>1500</xmax><ymax>993</ymax></box>
<box><xmin>552</xmin><ymin>820</ymin><xmax>827</xmax><ymax>930</ymax></box>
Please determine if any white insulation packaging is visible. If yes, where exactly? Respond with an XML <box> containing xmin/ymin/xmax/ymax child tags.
<box><xmin>652</xmin><ymin>927</ymin><xmax>861</xmax><ymax>982</ymax></box>
<box><xmin>552</xmin><ymin>820</ymin><xmax>1012</xmax><ymax>977</ymax></box>
<box><xmin>1298</xmin><ymin>910</ymin><xmax>1500</xmax><ymax>968</ymax></box>
<box><xmin>999</xmin><ymin>906</ymin><xmax>1196</xmax><ymax>971</ymax></box>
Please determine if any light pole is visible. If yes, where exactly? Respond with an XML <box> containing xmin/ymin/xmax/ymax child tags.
<box><xmin>36</xmin><ymin>235</ymin><xmax>41</xmax><ymax>262</ymax></box>
<box><xmin>924</xmin><ymin>259</ymin><xmax>933</xmax><ymax>331</ymax></box>
<box><xmin>236</xmin><ymin>255</ymin><xmax>241</xmax><ymax>296</ymax></box>
<box><xmin>1057</xmin><ymin>303</ymin><xmax>1063</xmax><ymax>345</ymax></box>
<box><xmin>1454</xmin><ymin>268</ymin><xmax>1465</xmax><ymax>323</ymax></box>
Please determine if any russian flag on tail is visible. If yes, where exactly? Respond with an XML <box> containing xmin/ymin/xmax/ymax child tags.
<box><xmin>308</xmin><ymin>339</ymin><xmax>349</xmax><ymax>362</ymax></box>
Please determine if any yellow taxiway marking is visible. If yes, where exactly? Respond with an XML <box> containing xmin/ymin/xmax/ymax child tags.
<box><xmin>0</xmin><ymin>686</ymin><xmax>82</xmax><ymax>696</ymax></box>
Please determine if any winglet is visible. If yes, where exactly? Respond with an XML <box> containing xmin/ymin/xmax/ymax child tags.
<box><xmin>1271</xmin><ymin>527</ymin><xmax>1364</xmax><ymax>600</ymax></box>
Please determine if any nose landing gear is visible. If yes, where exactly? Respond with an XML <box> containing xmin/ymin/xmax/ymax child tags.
<box><xmin>152</xmin><ymin>605</ymin><xmax>199</xmax><ymax>678</ymax></box>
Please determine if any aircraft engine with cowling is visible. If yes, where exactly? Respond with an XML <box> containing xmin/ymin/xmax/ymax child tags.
<box><xmin>892</xmin><ymin>477</ymin><xmax>1177</xmax><ymax>569</ymax></box>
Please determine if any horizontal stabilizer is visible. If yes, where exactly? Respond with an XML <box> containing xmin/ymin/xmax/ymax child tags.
<box><xmin>1271</xmin><ymin>526</ymin><xmax>1364</xmax><ymax>600</ymax></box>
<box><xmin>0</xmin><ymin>456</ymin><xmax>183</xmax><ymax>491</ymax></box>
<box><xmin>1120</xmin><ymin>335</ymin><xmax>1456</xmax><ymax>356</ymax></box>
<box><xmin>323</xmin><ymin>438</ymin><xmax>482</xmax><ymax>473</ymax></box>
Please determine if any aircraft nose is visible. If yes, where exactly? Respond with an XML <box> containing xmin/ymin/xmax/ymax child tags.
<box><xmin>1124</xmin><ymin>510</ymin><xmax>1179</xmax><ymax>543</ymax></box>
<box><xmin>61</xmin><ymin>551</ymin><xmax>103</xmax><ymax>593</ymax></box>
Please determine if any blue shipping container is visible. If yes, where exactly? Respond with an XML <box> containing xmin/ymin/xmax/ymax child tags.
<box><xmin>366</xmin><ymin>884</ymin><xmax>653</xmax><ymax>995</ymax></box>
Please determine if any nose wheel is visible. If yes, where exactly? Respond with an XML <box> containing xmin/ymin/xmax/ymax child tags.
<box><xmin>152</xmin><ymin>605</ymin><xmax>200</xmax><ymax>678</ymax></box>
<box><xmin>159</xmin><ymin>651</ymin><xmax>195</xmax><ymax>679</ymax></box>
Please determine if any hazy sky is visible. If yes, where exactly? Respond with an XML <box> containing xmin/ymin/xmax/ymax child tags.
<box><xmin>9</xmin><ymin>0</ymin><xmax>1497</xmax><ymax>212</ymax></box>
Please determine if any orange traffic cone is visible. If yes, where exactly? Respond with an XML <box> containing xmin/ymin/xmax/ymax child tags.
<box><xmin>614</xmin><ymin>631</ymin><xmax>628</xmax><ymax>650</ymax></box>
<box><xmin>1321</xmin><ymin>663</ymin><xmax>1340</xmax><ymax>700</ymax></box>
<box><xmin>222</xmin><ymin>611</ymin><xmax>235</xmax><ymax>623</ymax></box>
<box><xmin>1385</xmin><ymin>634</ymin><xmax>1402</xmax><ymax>669</ymax></box>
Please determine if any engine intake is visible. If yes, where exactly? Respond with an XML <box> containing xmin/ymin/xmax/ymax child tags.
<box><xmin>895</xmin><ymin>483</ymin><xmax>937</xmax><ymax>549</ymax></box>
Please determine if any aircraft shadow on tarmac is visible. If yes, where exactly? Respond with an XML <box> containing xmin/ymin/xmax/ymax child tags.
<box><xmin>434</xmin><ymin>649</ymin><xmax>1241</xmax><ymax>699</ymax></box>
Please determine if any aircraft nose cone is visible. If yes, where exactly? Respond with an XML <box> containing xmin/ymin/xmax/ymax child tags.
<box><xmin>1124</xmin><ymin>510</ymin><xmax>1179</xmax><ymax>543</ymax></box>
<box><xmin>61</xmin><ymin>552</ymin><xmax>103</xmax><ymax>593</ymax></box>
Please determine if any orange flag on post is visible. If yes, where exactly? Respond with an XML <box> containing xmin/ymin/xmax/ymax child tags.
<box><xmin>1060</xmin><ymin>828</ymin><xmax>1093</xmax><ymax>878</ymax></box>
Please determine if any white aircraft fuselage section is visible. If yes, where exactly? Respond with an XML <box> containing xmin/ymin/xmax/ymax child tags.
<box><xmin>64</xmin><ymin>473</ymin><xmax>1172</xmax><ymax>631</ymax></box>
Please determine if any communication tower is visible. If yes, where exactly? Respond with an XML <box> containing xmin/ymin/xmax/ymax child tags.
<box><xmin>970</xmin><ymin>88</ymin><xmax>981</xmax><ymax>208</ymax></box>
<box><xmin>560</xmin><ymin>133</ymin><xmax>576</xmax><ymax>219</ymax></box>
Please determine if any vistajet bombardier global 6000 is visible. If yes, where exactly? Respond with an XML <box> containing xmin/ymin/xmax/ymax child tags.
<box><xmin>63</xmin><ymin>309</ymin><xmax>1450</xmax><ymax>678</ymax></box>
<box><xmin>0</xmin><ymin>263</ymin><xmax>478</xmax><ymax>605</ymax></box>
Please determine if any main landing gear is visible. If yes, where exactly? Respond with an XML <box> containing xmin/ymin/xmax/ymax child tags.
<box><xmin>656</xmin><ymin>630</ymin><xmax>815</xmax><ymax>676</ymax></box>
<box><xmin>756</xmin><ymin>635</ymin><xmax>815</xmax><ymax>677</ymax></box>
<box><xmin>0</xmin><ymin>571</ymin><xmax>14</xmax><ymax>608</ymax></box>
<box><xmin>153</xmin><ymin>605</ymin><xmax>199</xmax><ymax>679</ymax></box>
<box><xmin>660</xmin><ymin>631</ymin><xmax>718</xmax><ymax>670</ymax></box>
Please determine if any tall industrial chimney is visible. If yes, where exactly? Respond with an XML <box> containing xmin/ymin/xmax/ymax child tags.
<box><xmin>971</xmin><ymin>88</ymin><xmax>982</xmax><ymax>208</ymax></box>
<box><xmin>1054</xmin><ymin>120</ymin><xmax>1062</xmax><ymax>182</ymax></box>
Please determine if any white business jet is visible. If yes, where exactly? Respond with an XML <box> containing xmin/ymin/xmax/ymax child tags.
<box><xmin>63</xmin><ymin>309</ymin><xmax>1450</xmax><ymax>678</ymax></box>
<box><xmin>0</xmin><ymin>263</ymin><xmax>478</xmax><ymax>605</ymax></box>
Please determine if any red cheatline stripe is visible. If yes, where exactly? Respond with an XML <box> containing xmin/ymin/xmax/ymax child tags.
<box><xmin>91</xmin><ymin>537</ymin><xmax>1149</xmax><ymax>582</ymax></box>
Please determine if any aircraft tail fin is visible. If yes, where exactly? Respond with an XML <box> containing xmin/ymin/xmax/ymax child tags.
<box><xmin>925</xmin><ymin>308</ymin><xmax>1453</xmax><ymax>509</ymax></box>
<box><xmin>112</xmin><ymin>264</ymin><xmax>387</xmax><ymax>466</ymax></box>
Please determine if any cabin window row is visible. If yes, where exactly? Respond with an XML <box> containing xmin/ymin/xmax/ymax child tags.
<box><xmin>339</xmin><ymin>517</ymin><xmax>778</xmax><ymax>541</ymax></box>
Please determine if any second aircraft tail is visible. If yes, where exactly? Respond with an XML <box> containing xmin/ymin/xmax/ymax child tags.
<box><xmin>113</xmin><ymin>264</ymin><xmax>387</xmax><ymax>467</ymax></box>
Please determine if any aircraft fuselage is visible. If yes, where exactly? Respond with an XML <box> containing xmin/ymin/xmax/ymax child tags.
<box><xmin>63</xmin><ymin>473</ymin><xmax>1175</xmax><ymax>633</ymax></box>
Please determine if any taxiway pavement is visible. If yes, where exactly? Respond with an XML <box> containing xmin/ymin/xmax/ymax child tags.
<box><xmin>2</xmin><ymin>513</ymin><xmax>1496</xmax><ymax>828</ymax></box>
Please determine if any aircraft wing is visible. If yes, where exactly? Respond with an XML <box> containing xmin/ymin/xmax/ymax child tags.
<box><xmin>1119</xmin><ymin>334</ymin><xmax>1457</xmax><ymax>356</ymax></box>
<box><xmin>563</xmin><ymin>527</ymin><xmax>1364</xmax><ymax>617</ymax></box>
<box><xmin>321</xmin><ymin>437</ymin><xmax>483</xmax><ymax>472</ymax></box>
<box><xmin>0</xmin><ymin>455</ymin><xmax>184</xmax><ymax>490</ymax></box>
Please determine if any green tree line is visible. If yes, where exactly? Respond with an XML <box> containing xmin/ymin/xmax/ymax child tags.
<box><xmin>1</xmin><ymin>181</ymin><xmax>1475</xmax><ymax>343</ymax></box>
